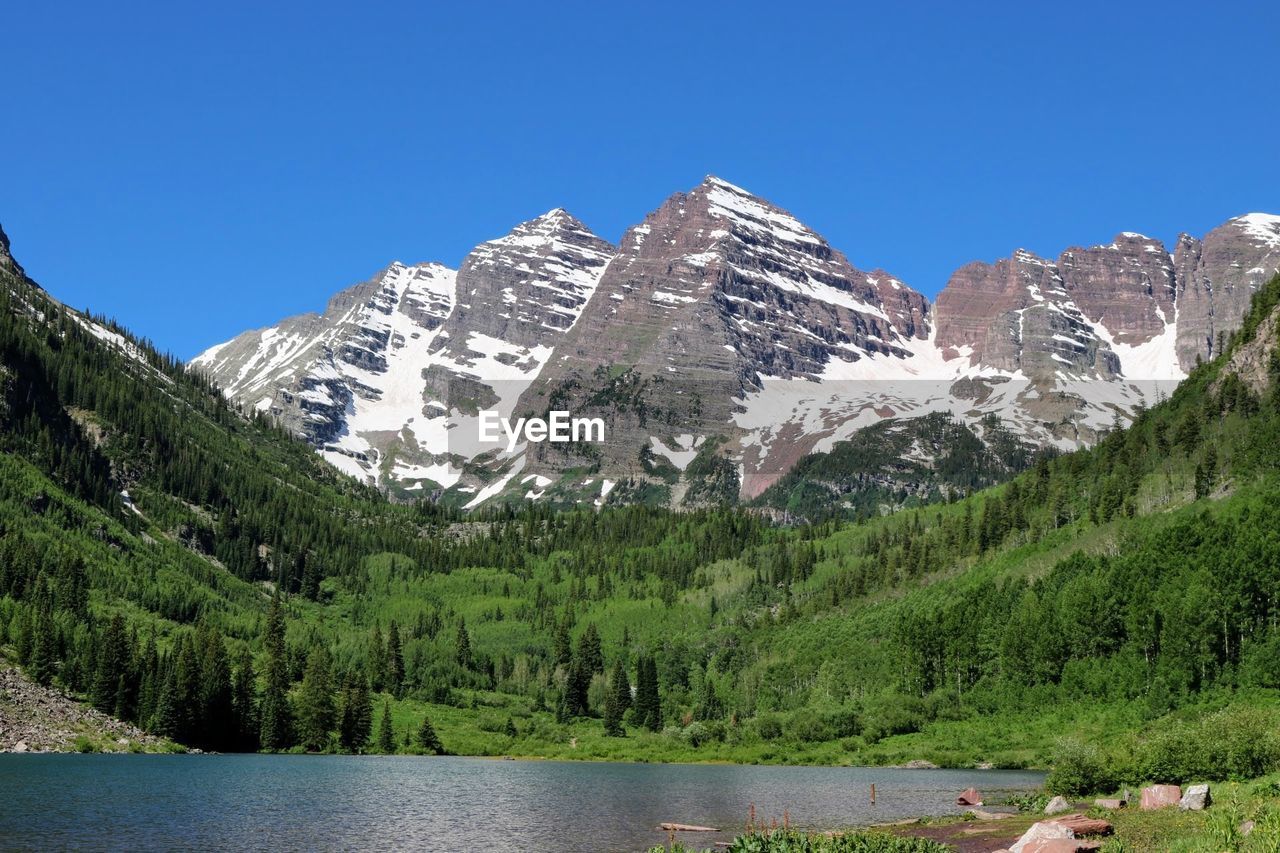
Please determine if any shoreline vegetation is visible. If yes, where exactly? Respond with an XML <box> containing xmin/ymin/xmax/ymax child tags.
<box><xmin>649</xmin><ymin>771</ymin><xmax>1280</xmax><ymax>851</ymax></box>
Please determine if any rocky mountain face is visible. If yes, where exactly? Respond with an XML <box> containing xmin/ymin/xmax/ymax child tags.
<box><xmin>191</xmin><ymin>261</ymin><xmax>457</xmax><ymax>482</ymax></box>
<box><xmin>190</xmin><ymin>181</ymin><xmax>1280</xmax><ymax>508</ymax></box>
<box><xmin>1174</xmin><ymin>214</ymin><xmax>1280</xmax><ymax>369</ymax></box>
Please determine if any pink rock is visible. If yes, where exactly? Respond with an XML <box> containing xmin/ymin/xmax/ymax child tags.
<box><xmin>956</xmin><ymin>786</ymin><xmax>983</xmax><ymax>806</ymax></box>
<box><xmin>1010</xmin><ymin>820</ymin><xmax>1073</xmax><ymax>853</ymax></box>
<box><xmin>1140</xmin><ymin>785</ymin><xmax>1182</xmax><ymax>811</ymax></box>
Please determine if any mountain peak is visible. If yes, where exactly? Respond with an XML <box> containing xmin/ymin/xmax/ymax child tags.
<box><xmin>700</xmin><ymin>174</ymin><xmax>753</xmax><ymax>195</ymax></box>
<box><xmin>1229</xmin><ymin>212</ymin><xmax>1280</xmax><ymax>248</ymax></box>
<box><xmin>496</xmin><ymin>208</ymin><xmax>600</xmax><ymax>247</ymax></box>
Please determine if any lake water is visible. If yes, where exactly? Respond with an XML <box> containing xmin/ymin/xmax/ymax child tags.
<box><xmin>0</xmin><ymin>755</ymin><xmax>1044</xmax><ymax>851</ymax></box>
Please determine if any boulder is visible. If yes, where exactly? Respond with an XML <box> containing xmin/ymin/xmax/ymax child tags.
<box><xmin>956</xmin><ymin>786</ymin><xmax>984</xmax><ymax>806</ymax></box>
<box><xmin>1053</xmin><ymin>814</ymin><xmax>1113</xmax><ymax>837</ymax></box>
<box><xmin>1045</xmin><ymin>795</ymin><xmax>1072</xmax><ymax>815</ymax></box>
<box><xmin>1240</xmin><ymin>820</ymin><xmax>1256</xmax><ymax>837</ymax></box>
<box><xmin>1093</xmin><ymin>798</ymin><xmax>1124</xmax><ymax>810</ymax></box>
<box><xmin>1179</xmin><ymin>784</ymin><xmax>1211</xmax><ymax>811</ymax></box>
<box><xmin>1140</xmin><ymin>784</ymin><xmax>1182</xmax><ymax>810</ymax></box>
<box><xmin>1010</xmin><ymin>820</ymin><xmax>1073</xmax><ymax>853</ymax></box>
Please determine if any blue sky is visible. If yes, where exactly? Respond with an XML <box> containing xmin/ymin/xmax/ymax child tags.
<box><xmin>2</xmin><ymin>1</ymin><xmax>1277</xmax><ymax>359</ymax></box>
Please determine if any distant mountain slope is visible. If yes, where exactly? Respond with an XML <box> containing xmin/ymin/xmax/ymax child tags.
<box><xmin>190</xmin><ymin>184</ymin><xmax>1280</xmax><ymax>508</ymax></box>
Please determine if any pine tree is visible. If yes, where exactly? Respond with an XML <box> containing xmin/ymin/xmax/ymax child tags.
<box><xmin>386</xmin><ymin>621</ymin><xmax>405</xmax><ymax>698</ymax></box>
<box><xmin>455</xmin><ymin>618</ymin><xmax>472</xmax><ymax>670</ymax></box>
<box><xmin>153</xmin><ymin>663</ymin><xmax>181</xmax><ymax>739</ymax></box>
<box><xmin>552</xmin><ymin>617</ymin><xmax>572</xmax><ymax>668</ymax></box>
<box><xmin>578</xmin><ymin>623</ymin><xmax>604</xmax><ymax>676</ymax></box>
<box><xmin>417</xmin><ymin>715</ymin><xmax>444</xmax><ymax>755</ymax></box>
<box><xmin>197</xmin><ymin>627</ymin><xmax>234</xmax><ymax>751</ymax></box>
<box><xmin>296</xmin><ymin>646</ymin><xmax>335</xmax><ymax>752</ymax></box>
<box><xmin>29</xmin><ymin>607</ymin><xmax>57</xmax><ymax>687</ymax></box>
<box><xmin>632</xmin><ymin>656</ymin><xmax>662</xmax><ymax>731</ymax></box>
<box><xmin>338</xmin><ymin>673</ymin><xmax>372</xmax><ymax>753</ymax></box>
<box><xmin>231</xmin><ymin>645</ymin><xmax>259</xmax><ymax>751</ymax></box>
<box><xmin>259</xmin><ymin>595</ymin><xmax>293</xmax><ymax>751</ymax></box>
<box><xmin>91</xmin><ymin>614</ymin><xmax>129</xmax><ymax>715</ymax></box>
<box><xmin>603</xmin><ymin>659</ymin><xmax>629</xmax><ymax>737</ymax></box>
<box><xmin>369</xmin><ymin>624</ymin><xmax>387</xmax><ymax>693</ymax></box>
<box><xmin>565</xmin><ymin>653</ymin><xmax>590</xmax><ymax>717</ymax></box>
<box><xmin>172</xmin><ymin>635</ymin><xmax>201</xmax><ymax>743</ymax></box>
<box><xmin>376</xmin><ymin>698</ymin><xmax>395</xmax><ymax>754</ymax></box>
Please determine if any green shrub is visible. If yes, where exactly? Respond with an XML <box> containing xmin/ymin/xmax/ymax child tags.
<box><xmin>1138</xmin><ymin>706</ymin><xmax>1280</xmax><ymax>783</ymax></box>
<box><xmin>860</xmin><ymin>695</ymin><xmax>925</xmax><ymax>744</ymax></box>
<box><xmin>649</xmin><ymin>827</ymin><xmax>949</xmax><ymax>852</ymax></box>
<box><xmin>1046</xmin><ymin>737</ymin><xmax>1114</xmax><ymax>796</ymax></box>
<box><xmin>756</xmin><ymin>715</ymin><xmax>784</xmax><ymax>741</ymax></box>
<box><xmin>791</xmin><ymin>709</ymin><xmax>834</xmax><ymax>743</ymax></box>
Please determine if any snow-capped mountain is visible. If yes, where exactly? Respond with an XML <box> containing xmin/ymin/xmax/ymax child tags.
<box><xmin>191</xmin><ymin>179</ymin><xmax>1280</xmax><ymax>507</ymax></box>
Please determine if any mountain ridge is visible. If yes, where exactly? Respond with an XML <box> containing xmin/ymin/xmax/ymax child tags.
<box><xmin>184</xmin><ymin>182</ymin><xmax>1280</xmax><ymax>507</ymax></box>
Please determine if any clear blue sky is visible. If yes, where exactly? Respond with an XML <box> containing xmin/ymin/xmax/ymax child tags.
<box><xmin>2</xmin><ymin>1</ymin><xmax>1277</xmax><ymax>359</ymax></box>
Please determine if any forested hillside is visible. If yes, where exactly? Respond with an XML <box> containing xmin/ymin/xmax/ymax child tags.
<box><xmin>2</xmin><ymin>221</ymin><xmax>1279</xmax><ymax>780</ymax></box>
<box><xmin>754</xmin><ymin>412</ymin><xmax>1046</xmax><ymax>521</ymax></box>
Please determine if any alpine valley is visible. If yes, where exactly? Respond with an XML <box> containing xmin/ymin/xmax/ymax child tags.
<box><xmin>4</xmin><ymin>187</ymin><xmax>1280</xmax><ymax>850</ymax></box>
<box><xmin>193</xmin><ymin>178</ymin><xmax>1280</xmax><ymax>515</ymax></box>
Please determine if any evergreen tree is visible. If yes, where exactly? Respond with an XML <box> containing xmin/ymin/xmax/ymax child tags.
<box><xmin>29</xmin><ymin>607</ymin><xmax>57</xmax><ymax>687</ymax></box>
<box><xmin>172</xmin><ymin>635</ymin><xmax>201</xmax><ymax>743</ymax></box>
<box><xmin>632</xmin><ymin>656</ymin><xmax>662</xmax><ymax>731</ymax></box>
<box><xmin>259</xmin><ymin>595</ymin><xmax>293</xmax><ymax>751</ymax></box>
<box><xmin>696</xmin><ymin>670</ymin><xmax>722</xmax><ymax>721</ymax></box>
<box><xmin>578</xmin><ymin>623</ymin><xmax>604</xmax><ymax>676</ymax></box>
<box><xmin>376</xmin><ymin>698</ymin><xmax>395</xmax><ymax>754</ymax></box>
<box><xmin>417</xmin><ymin>715</ymin><xmax>444</xmax><ymax>755</ymax></box>
<box><xmin>369</xmin><ymin>624</ymin><xmax>387</xmax><ymax>693</ymax></box>
<box><xmin>231</xmin><ymin>645</ymin><xmax>259</xmax><ymax>751</ymax></box>
<box><xmin>338</xmin><ymin>673</ymin><xmax>372</xmax><ymax>753</ymax></box>
<box><xmin>152</xmin><ymin>663</ymin><xmax>181</xmax><ymax>739</ymax></box>
<box><xmin>197</xmin><ymin>627</ymin><xmax>234</xmax><ymax>751</ymax></box>
<box><xmin>91</xmin><ymin>614</ymin><xmax>129</xmax><ymax>715</ymax></box>
<box><xmin>603</xmin><ymin>659</ymin><xmax>629</xmax><ymax>737</ymax></box>
<box><xmin>386</xmin><ymin>621</ymin><xmax>405</xmax><ymax>698</ymax></box>
<box><xmin>552</xmin><ymin>617</ymin><xmax>572</xmax><ymax>668</ymax></box>
<box><xmin>455</xmin><ymin>618</ymin><xmax>472</xmax><ymax>670</ymax></box>
<box><xmin>296</xmin><ymin>646</ymin><xmax>335</xmax><ymax>752</ymax></box>
<box><xmin>564</xmin><ymin>653</ymin><xmax>590</xmax><ymax>717</ymax></box>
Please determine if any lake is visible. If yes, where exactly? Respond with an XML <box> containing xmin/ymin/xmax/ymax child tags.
<box><xmin>0</xmin><ymin>755</ymin><xmax>1044</xmax><ymax>851</ymax></box>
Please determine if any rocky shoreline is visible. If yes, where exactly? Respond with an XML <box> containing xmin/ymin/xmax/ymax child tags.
<box><xmin>0</xmin><ymin>664</ymin><xmax>172</xmax><ymax>753</ymax></box>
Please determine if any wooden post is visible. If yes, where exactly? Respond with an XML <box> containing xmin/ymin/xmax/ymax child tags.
<box><xmin>871</xmin><ymin>783</ymin><xmax>876</xmax><ymax>805</ymax></box>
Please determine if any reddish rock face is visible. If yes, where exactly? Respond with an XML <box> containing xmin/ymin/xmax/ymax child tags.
<box><xmin>933</xmin><ymin>250</ymin><xmax>1119</xmax><ymax>379</ymax></box>
<box><xmin>1175</xmin><ymin>214</ymin><xmax>1280</xmax><ymax>370</ymax></box>
<box><xmin>1058</xmin><ymin>233</ymin><xmax>1176</xmax><ymax>346</ymax></box>
<box><xmin>546</xmin><ymin>176</ymin><xmax>928</xmax><ymax>382</ymax></box>
<box><xmin>517</xmin><ymin>176</ymin><xmax>933</xmax><ymax>494</ymax></box>
<box><xmin>440</xmin><ymin>209</ymin><xmax>616</xmax><ymax>351</ymax></box>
